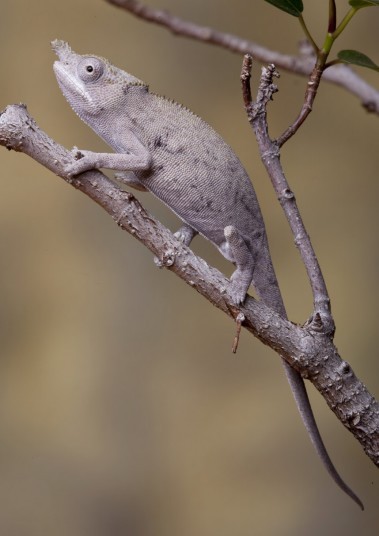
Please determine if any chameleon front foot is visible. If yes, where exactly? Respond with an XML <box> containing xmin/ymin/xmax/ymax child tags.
<box><xmin>65</xmin><ymin>148</ymin><xmax>99</xmax><ymax>177</ymax></box>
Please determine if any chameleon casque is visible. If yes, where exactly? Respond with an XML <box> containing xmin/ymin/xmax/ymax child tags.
<box><xmin>52</xmin><ymin>40</ymin><xmax>362</xmax><ymax>508</ymax></box>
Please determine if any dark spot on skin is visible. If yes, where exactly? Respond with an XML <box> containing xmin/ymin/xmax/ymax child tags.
<box><xmin>201</xmin><ymin>159</ymin><xmax>212</xmax><ymax>169</ymax></box>
<box><xmin>206</xmin><ymin>200</ymin><xmax>213</xmax><ymax>208</ymax></box>
<box><xmin>153</xmin><ymin>135</ymin><xmax>185</xmax><ymax>155</ymax></box>
<box><xmin>238</xmin><ymin>192</ymin><xmax>256</xmax><ymax>215</ymax></box>
<box><xmin>241</xmin><ymin>198</ymin><xmax>253</xmax><ymax>214</ymax></box>
<box><xmin>251</xmin><ymin>230</ymin><xmax>262</xmax><ymax>241</ymax></box>
<box><xmin>154</xmin><ymin>135</ymin><xmax>167</xmax><ymax>149</ymax></box>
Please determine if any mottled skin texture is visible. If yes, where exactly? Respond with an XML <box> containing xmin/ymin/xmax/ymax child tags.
<box><xmin>52</xmin><ymin>40</ymin><xmax>362</xmax><ymax>508</ymax></box>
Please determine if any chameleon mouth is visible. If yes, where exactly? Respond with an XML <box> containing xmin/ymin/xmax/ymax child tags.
<box><xmin>53</xmin><ymin>62</ymin><xmax>93</xmax><ymax>105</ymax></box>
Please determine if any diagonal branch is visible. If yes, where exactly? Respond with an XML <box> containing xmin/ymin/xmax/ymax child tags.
<box><xmin>1</xmin><ymin>103</ymin><xmax>378</xmax><ymax>467</ymax></box>
<box><xmin>105</xmin><ymin>0</ymin><xmax>379</xmax><ymax>115</ymax></box>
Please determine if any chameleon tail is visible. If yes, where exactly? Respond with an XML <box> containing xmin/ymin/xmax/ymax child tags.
<box><xmin>253</xmin><ymin>255</ymin><xmax>363</xmax><ymax>510</ymax></box>
<box><xmin>283</xmin><ymin>361</ymin><xmax>364</xmax><ymax>510</ymax></box>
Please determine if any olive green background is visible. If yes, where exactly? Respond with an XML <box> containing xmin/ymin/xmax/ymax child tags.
<box><xmin>1</xmin><ymin>1</ymin><xmax>378</xmax><ymax>534</ymax></box>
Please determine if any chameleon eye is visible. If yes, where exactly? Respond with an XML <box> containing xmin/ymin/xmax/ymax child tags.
<box><xmin>78</xmin><ymin>57</ymin><xmax>104</xmax><ymax>82</ymax></box>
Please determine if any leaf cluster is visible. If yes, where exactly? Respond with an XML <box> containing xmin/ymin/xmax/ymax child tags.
<box><xmin>265</xmin><ymin>0</ymin><xmax>379</xmax><ymax>71</ymax></box>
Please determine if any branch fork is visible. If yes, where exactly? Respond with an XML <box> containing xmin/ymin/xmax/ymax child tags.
<box><xmin>241</xmin><ymin>55</ymin><xmax>335</xmax><ymax>335</ymax></box>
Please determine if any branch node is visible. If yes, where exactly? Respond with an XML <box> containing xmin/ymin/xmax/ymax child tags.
<box><xmin>305</xmin><ymin>311</ymin><xmax>324</xmax><ymax>332</ymax></box>
<box><xmin>338</xmin><ymin>360</ymin><xmax>352</xmax><ymax>377</ymax></box>
<box><xmin>280</xmin><ymin>187</ymin><xmax>295</xmax><ymax>201</ymax></box>
<box><xmin>260</xmin><ymin>145</ymin><xmax>280</xmax><ymax>165</ymax></box>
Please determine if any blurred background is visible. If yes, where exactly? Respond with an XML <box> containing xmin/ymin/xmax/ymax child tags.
<box><xmin>1</xmin><ymin>1</ymin><xmax>378</xmax><ymax>534</ymax></box>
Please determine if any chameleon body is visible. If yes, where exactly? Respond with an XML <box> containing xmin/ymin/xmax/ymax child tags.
<box><xmin>52</xmin><ymin>40</ymin><xmax>362</xmax><ymax>508</ymax></box>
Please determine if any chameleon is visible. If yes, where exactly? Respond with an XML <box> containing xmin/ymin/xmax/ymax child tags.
<box><xmin>51</xmin><ymin>40</ymin><xmax>362</xmax><ymax>509</ymax></box>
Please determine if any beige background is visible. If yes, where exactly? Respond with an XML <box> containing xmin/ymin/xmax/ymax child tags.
<box><xmin>1</xmin><ymin>0</ymin><xmax>378</xmax><ymax>534</ymax></box>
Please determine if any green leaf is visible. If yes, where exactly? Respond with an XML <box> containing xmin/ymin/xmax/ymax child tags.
<box><xmin>337</xmin><ymin>49</ymin><xmax>379</xmax><ymax>71</ymax></box>
<box><xmin>349</xmin><ymin>0</ymin><xmax>379</xmax><ymax>8</ymax></box>
<box><xmin>264</xmin><ymin>0</ymin><xmax>304</xmax><ymax>17</ymax></box>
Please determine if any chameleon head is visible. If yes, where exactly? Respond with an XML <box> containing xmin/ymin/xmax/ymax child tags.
<box><xmin>51</xmin><ymin>40</ymin><xmax>147</xmax><ymax>123</ymax></box>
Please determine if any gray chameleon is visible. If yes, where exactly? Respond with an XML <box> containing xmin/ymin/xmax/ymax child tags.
<box><xmin>52</xmin><ymin>40</ymin><xmax>362</xmax><ymax>509</ymax></box>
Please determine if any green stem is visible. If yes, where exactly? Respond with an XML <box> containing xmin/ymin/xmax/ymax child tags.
<box><xmin>298</xmin><ymin>14</ymin><xmax>319</xmax><ymax>52</ymax></box>
<box><xmin>331</xmin><ymin>7</ymin><xmax>358</xmax><ymax>41</ymax></box>
<box><xmin>324</xmin><ymin>58</ymin><xmax>343</xmax><ymax>69</ymax></box>
<box><xmin>318</xmin><ymin>6</ymin><xmax>360</xmax><ymax>67</ymax></box>
<box><xmin>321</xmin><ymin>32</ymin><xmax>334</xmax><ymax>56</ymax></box>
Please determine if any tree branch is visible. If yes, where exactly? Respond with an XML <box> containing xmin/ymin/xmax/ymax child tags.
<box><xmin>277</xmin><ymin>60</ymin><xmax>324</xmax><ymax>147</ymax></box>
<box><xmin>241</xmin><ymin>56</ymin><xmax>333</xmax><ymax>333</ymax></box>
<box><xmin>105</xmin><ymin>0</ymin><xmax>379</xmax><ymax>115</ymax></box>
<box><xmin>1</xmin><ymin>103</ymin><xmax>378</xmax><ymax>466</ymax></box>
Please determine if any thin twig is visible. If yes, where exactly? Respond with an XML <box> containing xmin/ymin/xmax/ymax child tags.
<box><xmin>105</xmin><ymin>0</ymin><xmax>379</xmax><ymax>115</ymax></box>
<box><xmin>240</xmin><ymin>54</ymin><xmax>253</xmax><ymax>108</ymax></box>
<box><xmin>232</xmin><ymin>312</ymin><xmax>245</xmax><ymax>354</ymax></box>
<box><xmin>241</xmin><ymin>57</ymin><xmax>334</xmax><ymax>334</ymax></box>
<box><xmin>277</xmin><ymin>62</ymin><xmax>324</xmax><ymax>147</ymax></box>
